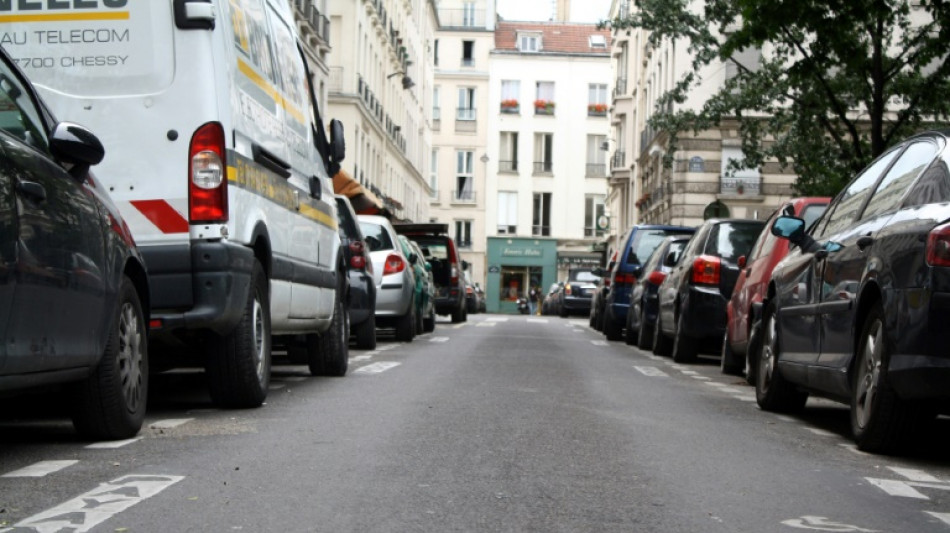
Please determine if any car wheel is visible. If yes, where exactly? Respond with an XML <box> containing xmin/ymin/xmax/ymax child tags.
<box><xmin>451</xmin><ymin>300</ymin><xmax>465</xmax><ymax>323</ymax></box>
<box><xmin>851</xmin><ymin>303</ymin><xmax>920</xmax><ymax>453</ymax></box>
<box><xmin>589</xmin><ymin>309</ymin><xmax>597</xmax><ymax>328</ymax></box>
<box><xmin>423</xmin><ymin>307</ymin><xmax>436</xmax><ymax>333</ymax></box>
<box><xmin>652</xmin><ymin>312</ymin><xmax>673</xmax><ymax>356</ymax></box>
<box><xmin>721</xmin><ymin>330</ymin><xmax>744</xmax><ymax>375</ymax></box>
<box><xmin>353</xmin><ymin>314</ymin><xmax>377</xmax><ymax>350</ymax></box>
<box><xmin>415</xmin><ymin>301</ymin><xmax>425</xmax><ymax>335</ymax></box>
<box><xmin>603</xmin><ymin>309</ymin><xmax>623</xmax><ymax>341</ymax></box>
<box><xmin>624</xmin><ymin>304</ymin><xmax>638</xmax><ymax>346</ymax></box>
<box><xmin>755</xmin><ymin>300</ymin><xmax>807</xmax><ymax>413</ymax></box>
<box><xmin>308</xmin><ymin>293</ymin><xmax>349</xmax><ymax>377</ymax></box>
<box><xmin>208</xmin><ymin>259</ymin><xmax>270</xmax><ymax>408</ymax></box>
<box><xmin>636</xmin><ymin>307</ymin><xmax>654</xmax><ymax>350</ymax></box>
<box><xmin>70</xmin><ymin>276</ymin><xmax>147</xmax><ymax>440</ymax></box>
<box><xmin>671</xmin><ymin>312</ymin><xmax>698</xmax><ymax>363</ymax></box>
<box><xmin>395</xmin><ymin>298</ymin><xmax>416</xmax><ymax>342</ymax></box>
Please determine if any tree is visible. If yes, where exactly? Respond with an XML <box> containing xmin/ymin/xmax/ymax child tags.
<box><xmin>603</xmin><ymin>0</ymin><xmax>950</xmax><ymax>196</ymax></box>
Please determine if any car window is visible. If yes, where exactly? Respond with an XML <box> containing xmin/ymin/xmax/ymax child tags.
<box><xmin>335</xmin><ymin>199</ymin><xmax>361</xmax><ymax>240</ymax></box>
<box><xmin>800</xmin><ymin>203</ymin><xmax>829</xmax><ymax>231</ymax></box>
<box><xmin>412</xmin><ymin>237</ymin><xmax>449</xmax><ymax>260</ymax></box>
<box><xmin>748</xmin><ymin>211</ymin><xmax>779</xmax><ymax>261</ymax></box>
<box><xmin>903</xmin><ymin>153</ymin><xmax>950</xmax><ymax>207</ymax></box>
<box><xmin>709</xmin><ymin>222</ymin><xmax>765</xmax><ymax>263</ymax></box>
<box><xmin>815</xmin><ymin>148</ymin><xmax>900</xmax><ymax>239</ymax></box>
<box><xmin>627</xmin><ymin>229</ymin><xmax>692</xmax><ymax>265</ymax></box>
<box><xmin>359</xmin><ymin>221</ymin><xmax>394</xmax><ymax>251</ymax></box>
<box><xmin>862</xmin><ymin>141</ymin><xmax>939</xmax><ymax>219</ymax></box>
<box><xmin>0</xmin><ymin>65</ymin><xmax>49</xmax><ymax>152</ymax></box>
<box><xmin>574</xmin><ymin>271</ymin><xmax>598</xmax><ymax>282</ymax></box>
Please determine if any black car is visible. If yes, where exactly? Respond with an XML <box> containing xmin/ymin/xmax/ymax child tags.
<box><xmin>394</xmin><ymin>223</ymin><xmax>468</xmax><ymax>323</ymax></box>
<box><xmin>757</xmin><ymin>131</ymin><xmax>950</xmax><ymax>453</ymax></box>
<box><xmin>0</xmin><ymin>46</ymin><xmax>150</xmax><ymax>439</ymax></box>
<box><xmin>625</xmin><ymin>235</ymin><xmax>691</xmax><ymax>348</ymax></box>
<box><xmin>654</xmin><ymin>218</ymin><xmax>765</xmax><ymax>362</ymax></box>
<box><xmin>589</xmin><ymin>250</ymin><xmax>618</xmax><ymax>331</ymax></box>
<box><xmin>557</xmin><ymin>268</ymin><xmax>599</xmax><ymax>317</ymax></box>
<box><xmin>334</xmin><ymin>195</ymin><xmax>377</xmax><ymax>349</ymax></box>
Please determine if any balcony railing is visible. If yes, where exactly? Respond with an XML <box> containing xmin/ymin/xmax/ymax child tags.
<box><xmin>586</xmin><ymin>163</ymin><xmax>607</xmax><ymax>177</ymax></box>
<box><xmin>456</xmin><ymin>107</ymin><xmax>476</xmax><ymax>121</ymax></box>
<box><xmin>611</xmin><ymin>151</ymin><xmax>626</xmax><ymax>169</ymax></box>
<box><xmin>587</xmin><ymin>104</ymin><xmax>608</xmax><ymax>117</ymax></box>
<box><xmin>533</xmin><ymin>161</ymin><xmax>553</xmax><ymax>174</ymax></box>
<box><xmin>614</xmin><ymin>77</ymin><xmax>628</xmax><ymax>98</ymax></box>
<box><xmin>532</xmin><ymin>225</ymin><xmax>551</xmax><ymax>237</ymax></box>
<box><xmin>437</xmin><ymin>8</ymin><xmax>487</xmax><ymax>28</ymax></box>
<box><xmin>498</xmin><ymin>160</ymin><xmax>518</xmax><ymax>172</ymax></box>
<box><xmin>452</xmin><ymin>190</ymin><xmax>477</xmax><ymax>203</ymax></box>
<box><xmin>534</xmin><ymin>102</ymin><xmax>555</xmax><ymax>115</ymax></box>
<box><xmin>720</xmin><ymin>176</ymin><xmax>762</xmax><ymax>196</ymax></box>
<box><xmin>500</xmin><ymin>101</ymin><xmax>520</xmax><ymax>114</ymax></box>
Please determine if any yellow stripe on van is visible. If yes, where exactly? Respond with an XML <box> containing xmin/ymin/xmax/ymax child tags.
<box><xmin>300</xmin><ymin>203</ymin><xmax>337</xmax><ymax>230</ymax></box>
<box><xmin>236</xmin><ymin>58</ymin><xmax>306</xmax><ymax>125</ymax></box>
<box><xmin>0</xmin><ymin>12</ymin><xmax>130</xmax><ymax>23</ymax></box>
<box><xmin>227</xmin><ymin>156</ymin><xmax>336</xmax><ymax>230</ymax></box>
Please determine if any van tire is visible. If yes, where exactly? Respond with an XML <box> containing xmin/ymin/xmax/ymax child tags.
<box><xmin>208</xmin><ymin>259</ymin><xmax>270</xmax><ymax>408</ymax></box>
<box><xmin>451</xmin><ymin>301</ymin><xmax>465</xmax><ymax>323</ymax></box>
<box><xmin>353</xmin><ymin>315</ymin><xmax>377</xmax><ymax>350</ymax></box>
<box><xmin>71</xmin><ymin>276</ymin><xmax>148</xmax><ymax>440</ymax></box>
<box><xmin>309</xmin><ymin>295</ymin><xmax>349</xmax><ymax>377</ymax></box>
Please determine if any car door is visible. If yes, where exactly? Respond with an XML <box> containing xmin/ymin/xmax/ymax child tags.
<box><xmin>817</xmin><ymin>140</ymin><xmax>939</xmax><ymax>370</ymax></box>
<box><xmin>659</xmin><ymin>225</ymin><xmax>707</xmax><ymax>334</ymax></box>
<box><xmin>0</xmin><ymin>64</ymin><xmax>107</xmax><ymax>374</ymax></box>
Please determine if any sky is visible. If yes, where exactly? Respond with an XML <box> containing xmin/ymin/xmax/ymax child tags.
<box><xmin>495</xmin><ymin>0</ymin><xmax>612</xmax><ymax>24</ymax></box>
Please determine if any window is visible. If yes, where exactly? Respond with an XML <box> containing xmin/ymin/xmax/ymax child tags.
<box><xmin>535</xmin><ymin>81</ymin><xmax>555</xmax><ymax>114</ymax></box>
<box><xmin>533</xmin><ymin>133</ymin><xmax>553</xmax><ymax>174</ymax></box>
<box><xmin>589</xmin><ymin>34</ymin><xmax>607</xmax><ymax>48</ymax></box>
<box><xmin>501</xmin><ymin>80</ymin><xmax>520</xmax><ymax>113</ymax></box>
<box><xmin>532</xmin><ymin>193</ymin><xmax>552</xmax><ymax>236</ymax></box>
<box><xmin>500</xmin><ymin>132</ymin><xmax>519</xmax><ymax>172</ymax></box>
<box><xmin>429</xmin><ymin>149</ymin><xmax>439</xmax><ymax>198</ymax></box>
<box><xmin>862</xmin><ymin>141</ymin><xmax>938</xmax><ymax>219</ymax></box>
<box><xmin>455</xmin><ymin>220</ymin><xmax>473</xmax><ymax>248</ymax></box>
<box><xmin>455</xmin><ymin>151</ymin><xmax>474</xmax><ymax>202</ymax></box>
<box><xmin>586</xmin><ymin>135</ymin><xmax>606</xmax><ymax>177</ymax></box>
<box><xmin>432</xmin><ymin>85</ymin><xmax>440</xmax><ymax>121</ymax></box>
<box><xmin>498</xmin><ymin>191</ymin><xmax>518</xmax><ymax>234</ymax></box>
<box><xmin>904</xmin><ymin>153</ymin><xmax>950</xmax><ymax>207</ymax></box>
<box><xmin>518</xmin><ymin>33</ymin><xmax>541</xmax><ymax>52</ymax></box>
<box><xmin>585</xmin><ymin>195</ymin><xmax>606</xmax><ymax>237</ymax></box>
<box><xmin>434</xmin><ymin>39</ymin><xmax>439</xmax><ymax>66</ymax></box>
<box><xmin>720</xmin><ymin>147</ymin><xmax>761</xmax><ymax>195</ymax></box>
<box><xmin>462</xmin><ymin>2</ymin><xmax>476</xmax><ymax>27</ymax></box>
<box><xmin>457</xmin><ymin>87</ymin><xmax>475</xmax><ymax>120</ymax></box>
<box><xmin>588</xmin><ymin>84</ymin><xmax>607</xmax><ymax>115</ymax></box>
<box><xmin>815</xmin><ymin>148</ymin><xmax>900</xmax><ymax>239</ymax></box>
<box><xmin>462</xmin><ymin>40</ymin><xmax>475</xmax><ymax>66</ymax></box>
<box><xmin>0</xmin><ymin>65</ymin><xmax>48</xmax><ymax>151</ymax></box>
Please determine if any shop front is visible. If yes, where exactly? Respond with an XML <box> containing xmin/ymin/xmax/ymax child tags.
<box><xmin>486</xmin><ymin>237</ymin><xmax>558</xmax><ymax>314</ymax></box>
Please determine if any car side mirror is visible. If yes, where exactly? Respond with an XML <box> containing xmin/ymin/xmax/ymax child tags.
<box><xmin>772</xmin><ymin>216</ymin><xmax>805</xmax><ymax>243</ymax></box>
<box><xmin>425</xmin><ymin>262</ymin><xmax>432</xmax><ymax>272</ymax></box>
<box><xmin>50</xmin><ymin>122</ymin><xmax>105</xmax><ymax>169</ymax></box>
<box><xmin>663</xmin><ymin>252</ymin><xmax>678</xmax><ymax>267</ymax></box>
<box><xmin>329</xmin><ymin>119</ymin><xmax>345</xmax><ymax>162</ymax></box>
<box><xmin>737</xmin><ymin>255</ymin><xmax>746</xmax><ymax>269</ymax></box>
<box><xmin>631</xmin><ymin>265</ymin><xmax>643</xmax><ymax>278</ymax></box>
<box><xmin>309</xmin><ymin>176</ymin><xmax>322</xmax><ymax>200</ymax></box>
<box><xmin>409</xmin><ymin>253</ymin><xmax>419</xmax><ymax>265</ymax></box>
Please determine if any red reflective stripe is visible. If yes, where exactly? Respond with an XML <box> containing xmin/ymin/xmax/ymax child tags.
<box><xmin>130</xmin><ymin>200</ymin><xmax>189</xmax><ymax>234</ymax></box>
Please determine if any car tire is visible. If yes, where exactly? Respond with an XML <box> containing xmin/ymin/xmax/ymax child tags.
<box><xmin>589</xmin><ymin>309</ymin><xmax>597</xmax><ymax>329</ymax></box>
<box><xmin>451</xmin><ymin>300</ymin><xmax>465</xmax><ymax>323</ymax></box>
<box><xmin>755</xmin><ymin>300</ymin><xmax>807</xmax><ymax>413</ymax></box>
<box><xmin>624</xmin><ymin>304</ymin><xmax>638</xmax><ymax>346</ymax></box>
<box><xmin>721</xmin><ymin>330</ymin><xmax>744</xmax><ymax>375</ymax></box>
<box><xmin>353</xmin><ymin>314</ymin><xmax>377</xmax><ymax>350</ymax></box>
<box><xmin>309</xmin><ymin>293</ymin><xmax>349</xmax><ymax>377</ymax></box>
<box><xmin>603</xmin><ymin>309</ymin><xmax>623</xmax><ymax>341</ymax></box>
<box><xmin>395</xmin><ymin>298</ymin><xmax>416</xmax><ymax>342</ymax></box>
<box><xmin>850</xmin><ymin>303</ymin><xmax>920</xmax><ymax>453</ymax></box>
<box><xmin>671</xmin><ymin>312</ymin><xmax>698</xmax><ymax>363</ymax></box>
<box><xmin>207</xmin><ymin>259</ymin><xmax>270</xmax><ymax>408</ymax></box>
<box><xmin>415</xmin><ymin>301</ymin><xmax>425</xmax><ymax>335</ymax></box>
<box><xmin>636</xmin><ymin>308</ymin><xmax>654</xmax><ymax>350</ymax></box>
<box><xmin>70</xmin><ymin>276</ymin><xmax>148</xmax><ymax>440</ymax></box>
<box><xmin>652</xmin><ymin>312</ymin><xmax>673</xmax><ymax>356</ymax></box>
<box><xmin>423</xmin><ymin>307</ymin><xmax>436</xmax><ymax>333</ymax></box>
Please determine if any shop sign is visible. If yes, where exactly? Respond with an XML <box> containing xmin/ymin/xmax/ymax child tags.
<box><xmin>557</xmin><ymin>256</ymin><xmax>601</xmax><ymax>267</ymax></box>
<box><xmin>502</xmin><ymin>247</ymin><xmax>543</xmax><ymax>258</ymax></box>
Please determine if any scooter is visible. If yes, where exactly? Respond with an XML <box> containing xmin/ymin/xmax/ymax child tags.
<box><xmin>517</xmin><ymin>297</ymin><xmax>530</xmax><ymax>315</ymax></box>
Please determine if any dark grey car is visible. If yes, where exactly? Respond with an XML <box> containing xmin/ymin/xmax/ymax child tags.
<box><xmin>334</xmin><ymin>195</ymin><xmax>377</xmax><ymax>349</ymax></box>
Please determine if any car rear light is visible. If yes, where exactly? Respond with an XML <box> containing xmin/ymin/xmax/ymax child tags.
<box><xmin>692</xmin><ymin>255</ymin><xmax>721</xmax><ymax>285</ymax></box>
<box><xmin>927</xmin><ymin>222</ymin><xmax>950</xmax><ymax>267</ymax></box>
<box><xmin>450</xmin><ymin>262</ymin><xmax>459</xmax><ymax>286</ymax></box>
<box><xmin>349</xmin><ymin>241</ymin><xmax>366</xmax><ymax>270</ymax></box>
<box><xmin>466</xmin><ymin>286</ymin><xmax>474</xmax><ymax>295</ymax></box>
<box><xmin>565</xmin><ymin>284</ymin><xmax>573</xmax><ymax>295</ymax></box>
<box><xmin>647</xmin><ymin>271</ymin><xmax>667</xmax><ymax>286</ymax></box>
<box><xmin>383</xmin><ymin>253</ymin><xmax>406</xmax><ymax>275</ymax></box>
<box><xmin>188</xmin><ymin>122</ymin><xmax>228</xmax><ymax>223</ymax></box>
<box><xmin>611</xmin><ymin>271</ymin><xmax>637</xmax><ymax>286</ymax></box>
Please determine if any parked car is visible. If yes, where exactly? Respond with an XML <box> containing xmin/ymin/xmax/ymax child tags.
<box><xmin>0</xmin><ymin>46</ymin><xmax>150</xmax><ymax>440</ymax></box>
<box><xmin>394</xmin><ymin>223</ymin><xmax>468</xmax><ymax>323</ymax></box>
<box><xmin>333</xmin><ymin>195</ymin><xmax>377</xmax><ymax>350</ymax></box>
<box><xmin>653</xmin><ymin>219</ymin><xmax>765</xmax><ymax>362</ymax></box>
<box><xmin>541</xmin><ymin>282</ymin><xmax>562</xmax><ymax>315</ymax></box>
<box><xmin>589</xmin><ymin>250</ymin><xmax>618</xmax><ymax>331</ymax></box>
<box><xmin>475</xmin><ymin>283</ymin><xmax>487</xmax><ymax>313</ymax></box>
<box><xmin>721</xmin><ymin>197</ymin><xmax>830</xmax><ymax>378</ymax></box>
<box><xmin>359</xmin><ymin>215</ymin><xmax>417</xmax><ymax>342</ymax></box>
<box><xmin>625</xmin><ymin>235</ymin><xmax>692</xmax><ymax>348</ymax></box>
<box><xmin>557</xmin><ymin>269</ymin><xmax>599</xmax><ymax>317</ymax></box>
<box><xmin>756</xmin><ymin>132</ymin><xmax>950</xmax><ymax>453</ymax></box>
<box><xmin>464</xmin><ymin>271</ymin><xmax>483</xmax><ymax>315</ymax></box>
<box><xmin>399</xmin><ymin>234</ymin><xmax>436</xmax><ymax>334</ymax></box>
<box><xmin>603</xmin><ymin>225</ymin><xmax>695</xmax><ymax>340</ymax></box>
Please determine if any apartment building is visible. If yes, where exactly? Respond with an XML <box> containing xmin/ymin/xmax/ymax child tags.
<box><xmin>429</xmin><ymin>0</ymin><xmax>497</xmax><ymax>291</ymax></box>
<box><xmin>484</xmin><ymin>20</ymin><xmax>611</xmax><ymax>313</ymax></box>
<box><xmin>326</xmin><ymin>0</ymin><xmax>438</xmax><ymax>223</ymax></box>
<box><xmin>291</xmin><ymin>0</ymin><xmax>332</xmax><ymax>112</ymax></box>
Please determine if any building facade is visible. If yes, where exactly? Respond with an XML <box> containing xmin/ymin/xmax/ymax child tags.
<box><xmin>484</xmin><ymin>21</ymin><xmax>611</xmax><ymax>313</ymax></box>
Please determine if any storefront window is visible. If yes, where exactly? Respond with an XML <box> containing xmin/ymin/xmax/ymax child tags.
<box><xmin>499</xmin><ymin>267</ymin><xmax>543</xmax><ymax>301</ymax></box>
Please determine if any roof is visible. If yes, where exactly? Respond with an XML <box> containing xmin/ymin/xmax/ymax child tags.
<box><xmin>494</xmin><ymin>21</ymin><xmax>611</xmax><ymax>56</ymax></box>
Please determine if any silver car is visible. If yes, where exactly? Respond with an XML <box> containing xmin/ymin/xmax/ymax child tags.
<box><xmin>358</xmin><ymin>215</ymin><xmax>417</xmax><ymax>342</ymax></box>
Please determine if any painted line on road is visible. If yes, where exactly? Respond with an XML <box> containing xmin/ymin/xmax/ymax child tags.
<box><xmin>679</xmin><ymin>370</ymin><xmax>699</xmax><ymax>375</ymax></box>
<box><xmin>486</xmin><ymin>317</ymin><xmax>509</xmax><ymax>322</ymax></box>
<box><xmin>3</xmin><ymin>474</ymin><xmax>184</xmax><ymax>532</ymax></box>
<box><xmin>354</xmin><ymin>362</ymin><xmax>402</xmax><ymax>374</ymax></box>
<box><xmin>149</xmin><ymin>419</ymin><xmax>194</xmax><ymax>430</ymax></box>
<box><xmin>591</xmin><ymin>340</ymin><xmax>608</xmax><ymax>346</ymax></box>
<box><xmin>925</xmin><ymin>512</ymin><xmax>950</xmax><ymax>526</ymax></box>
<box><xmin>527</xmin><ymin>318</ymin><xmax>548</xmax><ymax>323</ymax></box>
<box><xmin>635</xmin><ymin>366</ymin><xmax>669</xmax><ymax>377</ymax></box>
<box><xmin>429</xmin><ymin>336</ymin><xmax>450</xmax><ymax>343</ymax></box>
<box><xmin>2</xmin><ymin>460</ymin><xmax>78</xmax><ymax>478</ymax></box>
<box><xmin>476</xmin><ymin>322</ymin><xmax>497</xmax><ymax>327</ymax></box>
<box><xmin>690</xmin><ymin>375</ymin><xmax>711</xmax><ymax>381</ymax></box>
<box><xmin>85</xmin><ymin>438</ymin><xmax>142</xmax><ymax>450</ymax></box>
<box><xmin>889</xmin><ymin>467</ymin><xmax>943</xmax><ymax>483</ymax></box>
<box><xmin>805</xmin><ymin>428</ymin><xmax>838</xmax><ymax>437</ymax></box>
<box><xmin>350</xmin><ymin>355</ymin><xmax>373</xmax><ymax>362</ymax></box>
<box><xmin>733</xmin><ymin>395</ymin><xmax>757</xmax><ymax>402</ymax></box>
<box><xmin>376</xmin><ymin>344</ymin><xmax>399</xmax><ymax>351</ymax></box>
<box><xmin>453</xmin><ymin>324</ymin><xmax>467</xmax><ymax>329</ymax></box>
<box><xmin>776</xmin><ymin>415</ymin><xmax>797</xmax><ymax>423</ymax></box>
<box><xmin>866</xmin><ymin>477</ymin><xmax>930</xmax><ymax>499</ymax></box>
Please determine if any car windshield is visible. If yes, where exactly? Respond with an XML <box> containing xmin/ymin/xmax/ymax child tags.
<box><xmin>359</xmin><ymin>222</ymin><xmax>394</xmax><ymax>251</ymax></box>
<box><xmin>412</xmin><ymin>238</ymin><xmax>449</xmax><ymax>260</ymax></box>
<box><xmin>572</xmin><ymin>271</ymin><xmax>598</xmax><ymax>283</ymax></box>
<box><xmin>801</xmin><ymin>203</ymin><xmax>829</xmax><ymax>231</ymax></box>
<box><xmin>711</xmin><ymin>222</ymin><xmax>766</xmax><ymax>263</ymax></box>
<box><xmin>627</xmin><ymin>229</ymin><xmax>693</xmax><ymax>265</ymax></box>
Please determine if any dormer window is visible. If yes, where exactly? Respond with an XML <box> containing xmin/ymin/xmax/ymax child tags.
<box><xmin>589</xmin><ymin>35</ymin><xmax>606</xmax><ymax>48</ymax></box>
<box><xmin>518</xmin><ymin>32</ymin><xmax>541</xmax><ymax>52</ymax></box>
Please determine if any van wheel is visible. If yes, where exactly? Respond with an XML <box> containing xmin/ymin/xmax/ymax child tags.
<box><xmin>71</xmin><ymin>276</ymin><xmax>147</xmax><ymax>440</ymax></box>
<box><xmin>451</xmin><ymin>301</ymin><xmax>465</xmax><ymax>323</ymax></box>
<box><xmin>353</xmin><ymin>315</ymin><xmax>377</xmax><ymax>350</ymax></box>
<box><xmin>208</xmin><ymin>259</ymin><xmax>270</xmax><ymax>408</ymax></box>
<box><xmin>755</xmin><ymin>300</ymin><xmax>807</xmax><ymax>413</ymax></box>
<box><xmin>395</xmin><ymin>299</ymin><xmax>416</xmax><ymax>342</ymax></box>
<box><xmin>309</xmin><ymin>295</ymin><xmax>349</xmax><ymax>377</ymax></box>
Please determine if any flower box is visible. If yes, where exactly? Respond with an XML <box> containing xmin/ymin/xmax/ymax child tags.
<box><xmin>534</xmin><ymin>99</ymin><xmax>555</xmax><ymax>115</ymax></box>
<box><xmin>587</xmin><ymin>103</ymin><xmax>608</xmax><ymax>116</ymax></box>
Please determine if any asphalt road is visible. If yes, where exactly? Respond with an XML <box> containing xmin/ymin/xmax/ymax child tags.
<box><xmin>2</xmin><ymin>314</ymin><xmax>950</xmax><ymax>532</ymax></box>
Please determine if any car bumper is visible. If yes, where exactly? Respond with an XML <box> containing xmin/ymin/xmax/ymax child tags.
<box><xmin>347</xmin><ymin>269</ymin><xmax>376</xmax><ymax>325</ymax></box>
<box><xmin>562</xmin><ymin>296</ymin><xmax>592</xmax><ymax>312</ymax></box>
<box><xmin>681</xmin><ymin>286</ymin><xmax>728</xmax><ymax>339</ymax></box>
<box><xmin>375</xmin><ymin>273</ymin><xmax>413</xmax><ymax>316</ymax></box>
<box><xmin>888</xmin><ymin>289</ymin><xmax>950</xmax><ymax>400</ymax></box>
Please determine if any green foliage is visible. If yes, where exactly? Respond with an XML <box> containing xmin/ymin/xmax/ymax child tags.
<box><xmin>601</xmin><ymin>0</ymin><xmax>950</xmax><ymax>196</ymax></box>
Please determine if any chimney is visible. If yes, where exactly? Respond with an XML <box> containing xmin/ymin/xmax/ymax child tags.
<box><xmin>555</xmin><ymin>0</ymin><xmax>570</xmax><ymax>21</ymax></box>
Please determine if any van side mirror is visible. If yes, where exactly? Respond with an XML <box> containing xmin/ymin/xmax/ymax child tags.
<box><xmin>309</xmin><ymin>176</ymin><xmax>322</xmax><ymax>200</ymax></box>
<box><xmin>329</xmin><ymin>119</ymin><xmax>345</xmax><ymax>162</ymax></box>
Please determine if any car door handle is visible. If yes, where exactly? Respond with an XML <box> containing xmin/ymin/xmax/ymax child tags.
<box><xmin>16</xmin><ymin>180</ymin><xmax>46</xmax><ymax>202</ymax></box>
<box><xmin>857</xmin><ymin>235</ymin><xmax>874</xmax><ymax>251</ymax></box>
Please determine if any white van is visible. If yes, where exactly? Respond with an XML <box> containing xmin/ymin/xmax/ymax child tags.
<box><xmin>3</xmin><ymin>0</ymin><xmax>349</xmax><ymax>407</ymax></box>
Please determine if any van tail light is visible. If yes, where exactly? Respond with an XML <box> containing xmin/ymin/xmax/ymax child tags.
<box><xmin>926</xmin><ymin>222</ymin><xmax>950</xmax><ymax>267</ymax></box>
<box><xmin>692</xmin><ymin>255</ymin><xmax>721</xmax><ymax>285</ymax></box>
<box><xmin>188</xmin><ymin>122</ymin><xmax>228</xmax><ymax>223</ymax></box>
<box><xmin>349</xmin><ymin>241</ymin><xmax>366</xmax><ymax>270</ymax></box>
<box><xmin>383</xmin><ymin>253</ymin><xmax>406</xmax><ymax>275</ymax></box>
<box><xmin>647</xmin><ymin>271</ymin><xmax>667</xmax><ymax>286</ymax></box>
<box><xmin>450</xmin><ymin>263</ymin><xmax>459</xmax><ymax>286</ymax></box>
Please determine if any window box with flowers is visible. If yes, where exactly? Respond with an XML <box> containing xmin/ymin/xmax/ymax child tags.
<box><xmin>588</xmin><ymin>103</ymin><xmax>608</xmax><ymax>116</ymax></box>
<box><xmin>534</xmin><ymin>99</ymin><xmax>555</xmax><ymax>115</ymax></box>
<box><xmin>635</xmin><ymin>193</ymin><xmax>651</xmax><ymax>208</ymax></box>
<box><xmin>500</xmin><ymin>99</ymin><xmax>520</xmax><ymax>114</ymax></box>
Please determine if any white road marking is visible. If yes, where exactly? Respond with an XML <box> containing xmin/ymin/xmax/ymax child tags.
<box><xmin>149</xmin><ymin>419</ymin><xmax>194</xmax><ymax>430</ymax></box>
<box><xmin>476</xmin><ymin>322</ymin><xmax>497</xmax><ymax>327</ymax></box>
<box><xmin>705</xmin><ymin>382</ymin><xmax>729</xmax><ymax>387</ymax></box>
<box><xmin>85</xmin><ymin>438</ymin><xmax>142</xmax><ymax>450</ymax></box>
<box><xmin>1</xmin><ymin>474</ymin><xmax>183</xmax><ymax>532</ymax></box>
<box><xmin>349</xmin><ymin>355</ymin><xmax>373</xmax><ymax>362</ymax></box>
<box><xmin>453</xmin><ymin>324</ymin><xmax>467</xmax><ymax>329</ymax></box>
<box><xmin>925</xmin><ymin>512</ymin><xmax>950</xmax><ymax>526</ymax></box>
<box><xmin>527</xmin><ymin>318</ymin><xmax>548</xmax><ymax>323</ymax></box>
<box><xmin>376</xmin><ymin>344</ymin><xmax>399</xmax><ymax>351</ymax></box>
<box><xmin>591</xmin><ymin>340</ymin><xmax>608</xmax><ymax>346</ymax></box>
<box><xmin>889</xmin><ymin>467</ymin><xmax>943</xmax><ymax>483</ymax></box>
<box><xmin>733</xmin><ymin>395</ymin><xmax>757</xmax><ymax>402</ymax></box>
<box><xmin>354</xmin><ymin>362</ymin><xmax>402</xmax><ymax>374</ymax></box>
<box><xmin>865</xmin><ymin>478</ymin><xmax>929</xmax><ymax>499</ymax></box>
<box><xmin>805</xmin><ymin>428</ymin><xmax>838</xmax><ymax>437</ymax></box>
<box><xmin>429</xmin><ymin>337</ymin><xmax>450</xmax><ymax>343</ymax></box>
<box><xmin>691</xmin><ymin>376</ymin><xmax>711</xmax><ymax>381</ymax></box>
<box><xmin>2</xmin><ymin>460</ymin><xmax>78</xmax><ymax>478</ymax></box>
<box><xmin>679</xmin><ymin>370</ymin><xmax>699</xmax><ymax>375</ymax></box>
<box><xmin>781</xmin><ymin>515</ymin><xmax>879</xmax><ymax>532</ymax></box>
<box><xmin>634</xmin><ymin>366</ymin><xmax>669</xmax><ymax>377</ymax></box>
<box><xmin>776</xmin><ymin>415</ymin><xmax>797</xmax><ymax>423</ymax></box>
<box><xmin>486</xmin><ymin>317</ymin><xmax>509</xmax><ymax>322</ymax></box>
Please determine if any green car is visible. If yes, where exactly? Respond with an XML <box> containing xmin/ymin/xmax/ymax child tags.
<box><xmin>398</xmin><ymin>235</ymin><xmax>437</xmax><ymax>334</ymax></box>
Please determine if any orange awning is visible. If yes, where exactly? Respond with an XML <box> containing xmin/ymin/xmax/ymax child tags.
<box><xmin>332</xmin><ymin>170</ymin><xmax>385</xmax><ymax>215</ymax></box>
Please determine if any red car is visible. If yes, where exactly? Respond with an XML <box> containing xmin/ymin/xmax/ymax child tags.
<box><xmin>721</xmin><ymin>197</ymin><xmax>830</xmax><ymax>378</ymax></box>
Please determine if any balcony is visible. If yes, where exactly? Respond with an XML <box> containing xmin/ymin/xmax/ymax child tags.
<box><xmin>292</xmin><ymin>0</ymin><xmax>331</xmax><ymax>48</ymax></box>
<box><xmin>452</xmin><ymin>190</ymin><xmax>477</xmax><ymax>204</ymax></box>
<box><xmin>587</xmin><ymin>103</ymin><xmax>608</xmax><ymax>117</ymax></box>
<box><xmin>586</xmin><ymin>163</ymin><xmax>607</xmax><ymax>177</ymax></box>
<box><xmin>456</xmin><ymin>108</ymin><xmax>476</xmax><ymax>121</ymax></box>
<box><xmin>533</xmin><ymin>100</ymin><xmax>555</xmax><ymax>116</ymax></box>
<box><xmin>437</xmin><ymin>8</ymin><xmax>487</xmax><ymax>28</ymax></box>
<box><xmin>611</xmin><ymin>151</ymin><xmax>626</xmax><ymax>169</ymax></box>
<box><xmin>498</xmin><ymin>160</ymin><xmax>518</xmax><ymax>172</ymax></box>
<box><xmin>500</xmin><ymin>100</ymin><xmax>520</xmax><ymax>114</ymax></box>
<box><xmin>720</xmin><ymin>176</ymin><xmax>762</xmax><ymax>196</ymax></box>
<box><xmin>533</xmin><ymin>161</ymin><xmax>553</xmax><ymax>174</ymax></box>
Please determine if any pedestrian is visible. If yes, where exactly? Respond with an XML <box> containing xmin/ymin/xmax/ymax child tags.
<box><xmin>535</xmin><ymin>285</ymin><xmax>543</xmax><ymax>315</ymax></box>
<box><xmin>528</xmin><ymin>286</ymin><xmax>538</xmax><ymax>315</ymax></box>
